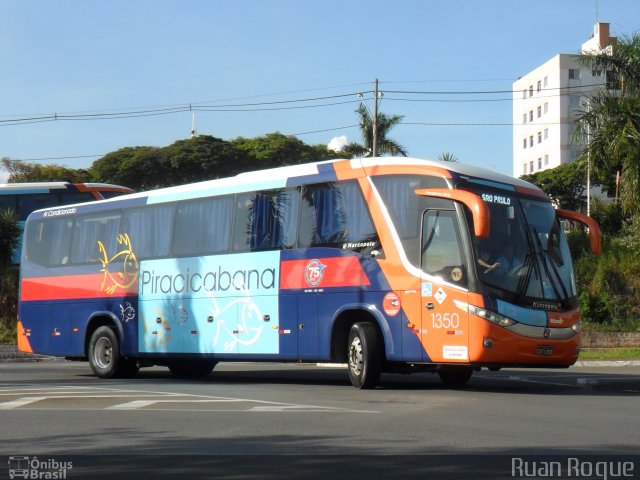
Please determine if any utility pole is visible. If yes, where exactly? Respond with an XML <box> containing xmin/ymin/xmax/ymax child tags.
<box><xmin>372</xmin><ymin>78</ymin><xmax>379</xmax><ymax>158</ymax></box>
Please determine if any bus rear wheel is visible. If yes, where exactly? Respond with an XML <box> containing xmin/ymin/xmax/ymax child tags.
<box><xmin>347</xmin><ymin>322</ymin><xmax>383</xmax><ymax>389</ymax></box>
<box><xmin>88</xmin><ymin>326</ymin><xmax>139</xmax><ymax>379</ymax></box>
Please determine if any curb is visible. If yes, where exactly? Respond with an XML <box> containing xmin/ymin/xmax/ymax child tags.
<box><xmin>0</xmin><ymin>344</ymin><xmax>60</xmax><ymax>363</ymax></box>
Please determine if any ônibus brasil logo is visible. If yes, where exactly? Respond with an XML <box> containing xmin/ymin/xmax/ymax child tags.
<box><xmin>304</xmin><ymin>259</ymin><xmax>326</xmax><ymax>287</ymax></box>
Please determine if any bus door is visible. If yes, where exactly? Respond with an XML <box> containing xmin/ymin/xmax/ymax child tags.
<box><xmin>420</xmin><ymin>208</ymin><xmax>470</xmax><ymax>363</ymax></box>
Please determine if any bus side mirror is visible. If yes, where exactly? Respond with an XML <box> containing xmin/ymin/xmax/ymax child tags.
<box><xmin>556</xmin><ymin>209</ymin><xmax>602</xmax><ymax>254</ymax></box>
<box><xmin>415</xmin><ymin>188</ymin><xmax>490</xmax><ymax>238</ymax></box>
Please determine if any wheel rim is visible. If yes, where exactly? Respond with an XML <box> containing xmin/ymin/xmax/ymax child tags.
<box><xmin>94</xmin><ymin>337</ymin><xmax>113</xmax><ymax>369</ymax></box>
<box><xmin>348</xmin><ymin>336</ymin><xmax>363</xmax><ymax>376</ymax></box>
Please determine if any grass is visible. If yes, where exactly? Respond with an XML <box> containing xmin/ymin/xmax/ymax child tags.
<box><xmin>579</xmin><ymin>347</ymin><xmax>640</xmax><ymax>360</ymax></box>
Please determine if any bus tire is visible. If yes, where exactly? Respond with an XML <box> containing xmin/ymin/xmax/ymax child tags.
<box><xmin>168</xmin><ymin>360</ymin><xmax>217</xmax><ymax>378</ymax></box>
<box><xmin>438</xmin><ymin>366</ymin><xmax>473</xmax><ymax>388</ymax></box>
<box><xmin>347</xmin><ymin>322</ymin><xmax>383</xmax><ymax>389</ymax></box>
<box><xmin>88</xmin><ymin>326</ymin><xmax>136</xmax><ymax>379</ymax></box>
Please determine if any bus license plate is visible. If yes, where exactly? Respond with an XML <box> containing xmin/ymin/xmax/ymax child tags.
<box><xmin>536</xmin><ymin>345</ymin><xmax>554</xmax><ymax>356</ymax></box>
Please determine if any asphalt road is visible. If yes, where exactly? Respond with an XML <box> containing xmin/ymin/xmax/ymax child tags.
<box><xmin>1</xmin><ymin>361</ymin><xmax>639</xmax><ymax>478</ymax></box>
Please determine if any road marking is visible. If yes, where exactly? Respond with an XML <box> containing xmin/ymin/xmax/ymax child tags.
<box><xmin>0</xmin><ymin>397</ymin><xmax>46</xmax><ymax>409</ymax></box>
<box><xmin>107</xmin><ymin>400</ymin><xmax>160</xmax><ymax>410</ymax></box>
<box><xmin>0</xmin><ymin>385</ymin><xmax>379</xmax><ymax>413</ymax></box>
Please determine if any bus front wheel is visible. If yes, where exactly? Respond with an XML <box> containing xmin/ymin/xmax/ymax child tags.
<box><xmin>347</xmin><ymin>322</ymin><xmax>383</xmax><ymax>389</ymax></box>
<box><xmin>88</xmin><ymin>326</ymin><xmax>138</xmax><ymax>379</ymax></box>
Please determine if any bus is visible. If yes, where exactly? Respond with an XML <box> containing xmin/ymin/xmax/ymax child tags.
<box><xmin>0</xmin><ymin>182</ymin><xmax>134</xmax><ymax>264</ymax></box>
<box><xmin>17</xmin><ymin>158</ymin><xmax>600</xmax><ymax>389</ymax></box>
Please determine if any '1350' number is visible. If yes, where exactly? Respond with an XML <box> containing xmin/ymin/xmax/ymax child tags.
<box><xmin>431</xmin><ymin>313</ymin><xmax>460</xmax><ymax>329</ymax></box>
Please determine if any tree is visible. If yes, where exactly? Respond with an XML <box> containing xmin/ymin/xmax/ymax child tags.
<box><xmin>521</xmin><ymin>161</ymin><xmax>587</xmax><ymax>211</ymax></box>
<box><xmin>1</xmin><ymin>158</ymin><xmax>89</xmax><ymax>183</ymax></box>
<box><xmin>165</xmin><ymin>135</ymin><xmax>248</xmax><ymax>185</ymax></box>
<box><xmin>577</xmin><ymin>34</ymin><xmax>640</xmax><ymax>216</ymax></box>
<box><xmin>343</xmin><ymin>104</ymin><xmax>408</xmax><ymax>157</ymax></box>
<box><xmin>233</xmin><ymin>132</ymin><xmax>341</xmax><ymax>170</ymax></box>
<box><xmin>89</xmin><ymin>146</ymin><xmax>167</xmax><ymax>191</ymax></box>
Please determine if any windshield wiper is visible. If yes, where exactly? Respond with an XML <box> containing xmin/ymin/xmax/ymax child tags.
<box><xmin>532</xmin><ymin>228</ymin><xmax>567</xmax><ymax>301</ymax></box>
<box><xmin>515</xmin><ymin>254</ymin><xmax>533</xmax><ymax>301</ymax></box>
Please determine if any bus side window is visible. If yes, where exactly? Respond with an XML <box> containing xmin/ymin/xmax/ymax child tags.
<box><xmin>271</xmin><ymin>189</ymin><xmax>299</xmax><ymax>249</ymax></box>
<box><xmin>421</xmin><ymin>210</ymin><xmax>467</xmax><ymax>286</ymax></box>
<box><xmin>299</xmin><ymin>181</ymin><xmax>376</xmax><ymax>249</ymax></box>
<box><xmin>71</xmin><ymin>212</ymin><xmax>121</xmax><ymax>264</ymax></box>
<box><xmin>173</xmin><ymin>195</ymin><xmax>234</xmax><ymax>256</ymax></box>
<box><xmin>0</xmin><ymin>195</ymin><xmax>18</xmax><ymax>212</ymax></box>
<box><xmin>232</xmin><ymin>189</ymin><xmax>299</xmax><ymax>252</ymax></box>
<box><xmin>26</xmin><ymin>218</ymin><xmax>73</xmax><ymax>266</ymax></box>
<box><xmin>122</xmin><ymin>204</ymin><xmax>175</xmax><ymax>259</ymax></box>
<box><xmin>59</xmin><ymin>192</ymin><xmax>95</xmax><ymax>206</ymax></box>
<box><xmin>18</xmin><ymin>194</ymin><xmax>60</xmax><ymax>221</ymax></box>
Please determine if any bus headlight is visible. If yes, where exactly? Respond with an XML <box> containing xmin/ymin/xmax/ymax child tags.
<box><xmin>571</xmin><ymin>321</ymin><xmax>582</xmax><ymax>333</ymax></box>
<box><xmin>468</xmin><ymin>305</ymin><xmax>516</xmax><ymax>327</ymax></box>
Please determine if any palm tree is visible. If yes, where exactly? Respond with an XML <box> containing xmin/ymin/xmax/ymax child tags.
<box><xmin>577</xmin><ymin>34</ymin><xmax>640</xmax><ymax>216</ymax></box>
<box><xmin>343</xmin><ymin>104</ymin><xmax>408</xmax><ymax>158</ymax></box>
<box><xmin>0</xmin><ymin>209</ymin><xmax>20</xmax><ymax>269</ymax></box>
<box><xmin>438</xmin><ymin>152</ymin><xmax>458</xmax><ymax>163</ymax></box>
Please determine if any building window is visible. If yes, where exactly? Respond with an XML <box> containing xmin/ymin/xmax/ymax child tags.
<box><xmin>523</xmin><ymin>113</ymin><xmax>527</xmax><ymax>124</ymax></box>
<box><xmin>544</xmin><ymin>155</ymin><xmax>549</xmax><ymax>166</ymax></box>
<box><xmin>544</xmin><ymin>102</ymin><xmax>549</xmax><ymax>113</ymax></box>
<box><xmin>544</xmin><ymin>76</ymin><xmax>548</xmax><ymax>87</ymax></box>
<box><xmin>569</xmin><ymin>95</ymin><xmax>581</xmax><ymax>107</ymax></box>
<box><xmin>537</xmin><ymin>106</ymin><xmax>542</xmax><ymax>118</ymax></box>
<box><xmin>592</xmin><ymin>68</ymin><xmax>602</xmax><ymax>77</ymax></box>
<box><xmin>529</xmin><ymin>110</ymin><xmax>533</xmax><ymax>122</ymax></box>
<box><xmin>529</xmin><ymin>85</ymin><xmax>534</xmax><ymax>97</ymax></box>
<box><xmin>529</xmin><ymin>136</ymin><xmax>533</xmax><ymax>147</ymax></box>
<box><xmin>529</xmin><ymin>161</ymin><xmax>534</xmax><ymax>172</ymax></box>
<box><xmin>569</xmin><ymin>68</ymin><xmax>580</xmax><ymax>80</ymax></box>
<box><xmin>523</xmin><ymin>164</ymin><xmax>527</xmax><ymax>175</ymax></box>
<box><xmin>544</xmin><ymin>128</ymin><xmax>548</xmax><ymax>139</ymax></box>
<box><xmin>538</xmin><ymin>158</ymin><xmax>542</xmax><ymax>169</ymax></box>
<box><xmin>522</xmin><ymin>89</ymin><xmax>527</xmax><ymax>99</ymax></box>
<box><xmin>537</xmin><ymin>80</ymin><xmax>542</xmax><ymax>92</ymax></box>
<box><xmin>538</xmin><ymin>132</ymin><xmax>542</xmax><ymax>144</ymax></box>
<box><xmin>523</xmin><ymin>139</ymin><xmax>527</xmax><ymax>149</ymax></box>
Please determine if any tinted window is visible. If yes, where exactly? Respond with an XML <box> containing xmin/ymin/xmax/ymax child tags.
<box><xmin>299</xmin><ymin>181</ymin><xmax>377</xmax><ymax>249</ymax></box>
<box><xmin>232</xmin><ymin>189</ymin><xmax>299</xmax><ymax>252</ymax></box>
<box><xmin>0</xmin><ymin>195</ymin><xmax>17</xmax><ymax>212</ymax></box>
<box><xmin>18</xmin><ymin>194</ymin><xmax>60</xmax><ymax>220</ymax></box>
<box><xmin>99</xmin><ymin>191</ymin><xmax>130</xmax><ymax>199</ymax></box>
<box><xmin>372</xmin><ymin>175</ymin><xmax>450</xmax><ymax>265</ymax></box>
<box><xmin>60</xmin><ymin>192</ymin><xmax>95</xmax><ymax>205</ymax></box>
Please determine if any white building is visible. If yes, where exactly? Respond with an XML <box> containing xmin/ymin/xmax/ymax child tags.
<box><xmin>512</xmin><ymin>23</ymin><xmax>616</xmax><ymax>178</ymax></box>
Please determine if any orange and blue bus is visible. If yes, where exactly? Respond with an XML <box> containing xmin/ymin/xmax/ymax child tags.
<box><xmin>1</xmin><ymin>182</ymin><xmax>134</xmax><ymax>264</ymax></box>
<box><xmin>17</xmin><ymin>158</ymin><xmax>600</xmax><ymax>388</ymax></box>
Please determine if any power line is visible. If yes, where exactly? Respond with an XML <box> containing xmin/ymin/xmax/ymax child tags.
<box><xmin>0</xmin><ymin>82</ymin><xmax>607</xmax><ymax>127</ymax></box>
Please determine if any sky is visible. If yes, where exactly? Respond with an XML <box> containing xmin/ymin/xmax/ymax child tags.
<box><xmin>1</xmin><ymin>0</ymin><xmax>639</xmax><ymax>184</ymax></box>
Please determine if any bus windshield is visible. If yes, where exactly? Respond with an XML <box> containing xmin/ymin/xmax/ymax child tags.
<box><xmin>465</xmin><ymin>187</ymin><xmax>577</xmax><ymax>306</ymax></box>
